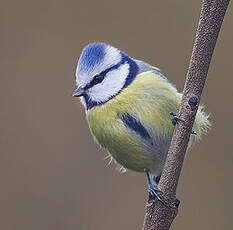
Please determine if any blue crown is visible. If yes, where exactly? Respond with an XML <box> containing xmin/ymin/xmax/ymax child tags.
<box><xmin>78</xmin><ymin>43</ymin><xmax>106</xmax><ymax>72</ymax></box>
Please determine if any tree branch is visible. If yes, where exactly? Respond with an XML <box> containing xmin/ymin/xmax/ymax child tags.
<box><xmin>142</xmin><ymin>0</ymin><xmax>230</xmax><ymax>229</ymax></box>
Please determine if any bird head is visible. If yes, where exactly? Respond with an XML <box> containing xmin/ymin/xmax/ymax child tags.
<box><xmin>73</xmin><ymin>42</ymin><xmax>139</xmax><ymax>109</ymax></box>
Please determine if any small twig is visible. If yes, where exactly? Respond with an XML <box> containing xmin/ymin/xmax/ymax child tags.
<box><xmin>142</xmin><ymin>0</ymin><xmax>230</xmax><ymax>229</ymax></box>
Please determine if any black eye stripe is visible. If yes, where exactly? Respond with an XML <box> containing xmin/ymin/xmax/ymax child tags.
<box><xmin>84</xmin><ymin>73</ymin><xmax>105</xmax><ymax>89</ymax></box>
<box><xmin>84</xmin><ymin>59</ymin><xmax>126</xmax><ymax>90</ymax></box>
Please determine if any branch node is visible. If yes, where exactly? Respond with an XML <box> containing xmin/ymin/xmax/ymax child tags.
<box><xmin>188</xmin><ymin>96</ymin><xmax>199</xmax><ymax>110</ymax></box>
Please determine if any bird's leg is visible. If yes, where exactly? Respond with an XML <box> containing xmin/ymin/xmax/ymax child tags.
<box><xmin>145</xmin><ymin>169</ymin><xmax>164</xmax><ymax>203</ymax></box>
<box><xmin>152</xmin><ymin>174</ymin><xmax>161</xmax><ymax>185</ymax></box>
<box><xmin>170</xmin><ymin>112</ymin><xmax>197</xmax><ymax>135</ymax></box>
<box><xmin>151</xmin><ymin>172</ymin><xmax>180</xmax><ymax>208</ymax></box>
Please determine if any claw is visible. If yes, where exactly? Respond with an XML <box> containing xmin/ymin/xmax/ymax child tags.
<box><xmin>170</xmin><ymin>112</ymin><xmax>197</xmax><ymax>135</ymax></box>
<box><xmin>145</xmin><ymin>169</ymin><xmax>164</xmax><ymax>203</ymax></box>
<box><xmin>175</xmin><ymin>198</ymin><xmax>180</xmax><ymax>208</ymax></box>
<box><xmin>191</xmin><ymin>129</ymin><xmax>197</xmax><ymax>135</ymax></box>
<box><xmin>148</xmin><ymin>186</ymin><xmax>164</xmax><ymax>202</ymax></box>
<box><xmin>169</xmin><ymin>112</ymin><xmax>184</xmax><ymax>126</ymax></box>
<box><xmin>145</xmin><ymin>169</ymin><xmax>181</xmax><ymax>208</ymax></box>
<box><xmin>169</xmin><ymin>112</ymin><xmax>177</xmax><ymax>117</ymax></box>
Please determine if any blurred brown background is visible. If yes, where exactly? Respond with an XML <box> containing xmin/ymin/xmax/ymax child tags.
<box><xmin>0</xmin><ymin>0</ymin><xmax>232</xmax><ymax>229</ymax></box>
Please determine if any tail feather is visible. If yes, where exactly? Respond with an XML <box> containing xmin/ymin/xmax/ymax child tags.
<box><xmin>194</xmin><ymin>105</ymin><xmax>211</xmax><ymax>141</ymax></box>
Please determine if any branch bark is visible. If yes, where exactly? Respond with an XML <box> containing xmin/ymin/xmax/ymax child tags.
<box><xmin>142</xmin><ymin>0</ymin><xmax>230</xmax><ymax>229</ymax></box>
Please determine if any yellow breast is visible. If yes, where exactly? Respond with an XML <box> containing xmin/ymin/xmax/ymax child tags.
<box><xmin>86</xmin><ymin>71</ymin><xmax>181</xmax><ymax>173</ymax></box>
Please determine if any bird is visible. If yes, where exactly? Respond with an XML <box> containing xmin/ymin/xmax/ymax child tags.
<box><xmin>73</xmin><ymin>42</ymin><xmax>210</xmax><ymax>203</ymax></box>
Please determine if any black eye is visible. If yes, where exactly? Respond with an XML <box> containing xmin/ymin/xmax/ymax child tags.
<box><xmin>92</xmin><ymin>74</ymin><xmax>105</xmax><ymax>85</ymax></box>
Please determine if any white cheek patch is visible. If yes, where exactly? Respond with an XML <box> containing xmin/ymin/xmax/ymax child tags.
<box><xmin>80</xmin><ymin>97</ymin><xmax>87</xmax><ymax>109</ymax></box>
<box><xmin>88</xmin><ymin>63</ymin><xmax>130</xmax><ymax>103</ymax></box>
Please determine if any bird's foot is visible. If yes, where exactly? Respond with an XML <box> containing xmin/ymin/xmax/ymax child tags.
<box><xmin>170</xmin><ymin>112</ymin><xmax>197</xmax><ymax>135</ymax></box>
<box><xmin>145</xmin><ymin>169</ymin><xmax>180</xmax><ymax>208</ymax></box>
<box><xmin>148</xmin><ymin>186</ymin><xmax>180</xmax><ymax>208</ymax></box>
<box><xmin>169</xmin><ymin>112</ymin><xmax>184</xmax><ymax>126</ymax></box>
<box><xmin>145</xmin><ymin>169</ymin><xmax>164</xmax><ymax>203</ymax></box>
<box><xmin>191</xmin><ymin>129</ymin><xmax>197</xmax><ymax>135</ymax></box>
<box><xmin>148</xmin><ymin>184</ymin><xmax>164</xmax><ymax>203</ymax></box>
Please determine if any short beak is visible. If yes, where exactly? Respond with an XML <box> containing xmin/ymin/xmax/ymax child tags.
<box><xmin>72</xmin><ymin>87</ymin><xmax>85</xmax><ymax>97</ymax></box>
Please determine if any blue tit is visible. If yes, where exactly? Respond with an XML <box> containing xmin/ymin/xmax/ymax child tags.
<box><xmin>73</xmin><ymin>42</ymin><xmax>210</xmax><ymax>199</ymax></box>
